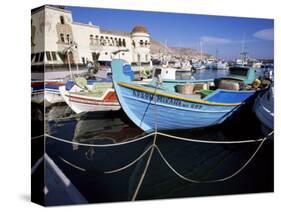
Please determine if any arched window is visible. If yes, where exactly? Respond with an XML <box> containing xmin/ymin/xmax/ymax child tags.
<box><xmin>60</xmin><ymin>16</ymin><xmax>65</xmax><ymax>24</ymax></box>
<box><xmin>140</xmin><ymin>40</ymin><xmax>144</xmax><ymax>46</ymax></box>
<box><xmin>60</xmin><ymin>33</ymin><xmax>64</xmax><ymax>43</ymax></box>
<box><xmin>90</xmin><ymin>34</ymin><xmax>94</xmax><ymax>44</ymax></box>
<box><xmin>132</xmin><ymin>40</ymin><xmax>135</xmax><ymax>47</ymax></box>
<box><xmin>122</xmin><ymin>39</ymin><xmax>126</xmax><ymax>47</ymax></box>
<box><xmin>118</xmin><ymin>38</ymin><xmax>122</xmax><ymax>47</ymax></box>
<box><xmin>66</xmin><ymin>34</ymin><xmax>70</xmax><ymax>43</ymax></box>
<box><xmin>145</xmin><ymin>40</ymin><xmax>148</xmax><ymax>46</ymax></box>
<box><xmin>95</xmin><ymin>35</ymin><xmax>99</xmax><ymax>45</ymax></box>
<box><xmin>100</xmin><ymin>36</ymin><xmax>105</xmax><ymax>46</ymax></box>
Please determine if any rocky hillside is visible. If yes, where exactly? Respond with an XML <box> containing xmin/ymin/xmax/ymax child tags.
<box><xmin>150</xmin><ymin>38</ymin><xmax>173</xmax><ymax>54</ymax></box>
<box><xmin>150</xmin><ymin>38</ymin><xmax>211</xmax><ymax>58</ymax></box>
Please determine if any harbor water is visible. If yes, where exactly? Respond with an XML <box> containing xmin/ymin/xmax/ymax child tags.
<box><xmin>32</xmin><ymin>68</ymin><xmax>273</xmax><ymax>205</ymax></box>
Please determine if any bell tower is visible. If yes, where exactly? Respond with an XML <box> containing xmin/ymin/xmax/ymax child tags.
<box><xmin>130</xmin><ymin>25</ymin><xmax>151</xmax><ymax>65</ymax></box>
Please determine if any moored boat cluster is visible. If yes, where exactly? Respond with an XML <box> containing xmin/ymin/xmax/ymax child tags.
<box><xmin>31</xmin><ymin>58</ymin><xmax>273</xmax><ymax>132</ymax></box>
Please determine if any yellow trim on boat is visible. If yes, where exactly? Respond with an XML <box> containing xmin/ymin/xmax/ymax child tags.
<box><xmin>117</xmin><ymin>82</ymin><xmax>241</xmax><ymax>106</ymax></box>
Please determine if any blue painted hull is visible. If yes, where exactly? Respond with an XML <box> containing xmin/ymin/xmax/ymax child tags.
<box><xmin>111</xmin><ymin>60</ymin><xmax>256</xmax><ymax>132</ymax></box>
<box><xmin>119</xmin><ymin>86</ymin><xmax>237</xmax><ymax>132</ymax></box>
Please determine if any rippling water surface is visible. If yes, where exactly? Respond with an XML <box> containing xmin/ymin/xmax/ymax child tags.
<box><xmin>32</xmin><ymin>68</ymin><xmax>274</xmax><ymax>205</ymax></box>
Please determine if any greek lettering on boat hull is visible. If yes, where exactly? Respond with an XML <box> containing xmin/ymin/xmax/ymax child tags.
<box><xmin>132</xmin><ymin>89</ymin><xmax>202</xmax><ymax>109</ymax></box>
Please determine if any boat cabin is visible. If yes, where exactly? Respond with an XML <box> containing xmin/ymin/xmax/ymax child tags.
<box><xmin>146</xmin><ymin>65</ymin><xmax>258</xmax><ymax>101</ymax></box>
<box><xmin>226</xmin><ymin>66</ymin><xmax>256</xmax><ymax>84</ymax></box>
<box><xmin>152</xmin><ymin>67</ymin><xmax>192</xmax><ymax>81</ymax></box>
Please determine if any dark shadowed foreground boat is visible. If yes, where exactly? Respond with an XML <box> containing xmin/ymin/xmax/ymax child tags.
<box><xmin>111</xmin><ymin>59</ymin><xmax>262</xmax><ymax>132</ymax></box>
<box><xmin>254</xmin><ymin>83</ymin><xmax>274</xmax><ymax>134</ymax></box>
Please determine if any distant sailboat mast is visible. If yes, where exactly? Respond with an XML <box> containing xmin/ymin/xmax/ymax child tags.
<box><xmin>215</xmin><ymin>49</ymin><xmax>218</xmax><ymax>61</ymax></box>
<box><xmin>200</xmin><ymin>41</ymin><xmax>203</xmax><ymax>61</ymax></box>
<box><xmin>240</xmin><ymin>34</ymin><xmax>248</xmax><ymax>65</ymax></box>
<box><xmin>164</xmin><ymin>39</ymin><xmax>168</xmax><ymax>64</ymax></box>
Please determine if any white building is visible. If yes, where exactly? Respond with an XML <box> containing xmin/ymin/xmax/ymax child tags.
<box><xmin>31</xmin><ymin>5</ymin><xmax>151</xmax><ymax>70</ymax></box>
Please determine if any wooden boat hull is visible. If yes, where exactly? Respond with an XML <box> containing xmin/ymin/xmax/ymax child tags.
<box><xmin>59</xmin><ymin>86</ymin><xmax>120</xmax><ymax>114</ymax></box>
<box><xmin>31</xmin><ymin>81</ymin><xmax>65</xmax><ymax>104</ymax></box>
<box><xmin>111</xmin><ymin>59</ymin><xmax>256</xmax><ymax>132</ymax></box>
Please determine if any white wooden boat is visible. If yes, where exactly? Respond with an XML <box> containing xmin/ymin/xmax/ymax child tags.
<box><xmin>59</xmin><ymin>78</ymin><xmax>120</xmax><ymax>114</ymax></box>
<box><xmin>31</xmin><ymin>80</ymin><xmax>65</xmax><ymax>105</ymax></box>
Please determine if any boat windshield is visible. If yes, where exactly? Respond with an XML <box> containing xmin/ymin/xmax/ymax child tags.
<box><xmin>229</xmin><ymin>67</ymin><xmax>248</xmax><ymax>76</ymax></box>
<box><xmin>175</xmin><ymin>71</ymin><xmax>192</xmax><ymax>80</ymax></box>
<box><xmin>153</xmin><ymin>68</ymin><xmax>162</xmax><ymax>78</ymax></box>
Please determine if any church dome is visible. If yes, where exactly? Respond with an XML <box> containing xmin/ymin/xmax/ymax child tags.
<box><xmin>131</xmin><ymin>25</ymin><xmax>148</xmax><ymax>34</ymax></box>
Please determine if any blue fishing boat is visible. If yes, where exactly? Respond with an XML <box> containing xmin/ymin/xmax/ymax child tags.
<box><xmin>111</xmin><ymin>59</ymin><xmax>259</xmax><ymax>132</ymax></box>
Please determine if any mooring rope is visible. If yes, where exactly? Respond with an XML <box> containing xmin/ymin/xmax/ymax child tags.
<box><xmin>131</xmin><ymin>87</ymin><xmax>159</xmax><ymax>201</ymax></box>
<box><xmin>40</xmin><ymin>79</ymin><xmax>274</xmax><ymax>200</ymax></box>
<box><xmin>156</xmin><ymin>131</ymin><xmax>267</xmax><ymax>144</ymax></box>
<box><xmin>139</xmin><ymin>85</ymin><xmax>158</xmax><ymax>128</ymax></box>
<box><xmin>75</xmin><ymin>135</ymin><xmax>117</xmax><ymax>144</ymax></box>
<box><xmin>131</xmin><ymin>140</ymin><xmax>156</xmax><ymax>201</ymax></box>
<box><xmin>101</xmin><ymin>130</ymin><xmax>272</xmax><ymax>177</ymax></box>
<box><xmin>104</xmin><ymin>145</ymin><xmax>153</xmax><ymax>174</ymax></box>
<box><xmin>31</xmin><ymin>156</ymin><xmax>44</xmax><ymax>175</ymax></box>
<box><xmin>31</xmin><ymin>134</ymin><xmax>44</xmax><ymax>140</ymax></box>
<box><xmin>43</xmin><ymin>129</ymin><xmax>272</xmax><ymax>146</ymax></box>
<box><xmin>45</xmin><ymin>132</ymin><xmax>154</xmax><ymax>147</ymax></box>
<box><xmin>155</xmin><ymin>131</ymin><xmax>273</xmax><ymax>183</ymax></box>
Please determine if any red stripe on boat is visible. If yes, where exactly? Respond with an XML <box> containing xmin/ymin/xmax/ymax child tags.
<box><xmin>66</xmin><ymin>91</ymin><xmax>118</xmax><ymax>103</ymax></box>
<box><xmin>69</xmin><ymin>99</ymin><xmax>119</xmax><ymax>106</ymax></box>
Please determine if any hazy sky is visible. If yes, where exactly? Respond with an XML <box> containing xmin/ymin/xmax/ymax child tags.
<box><xmin>66</xmin><ymin>6</ymin><xmax>274</xmax><ymax>60</ymax></box>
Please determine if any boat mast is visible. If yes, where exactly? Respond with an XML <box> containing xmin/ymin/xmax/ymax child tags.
<box><xmin>215</xmin><ymin>49</ymin><xmax>218</xmax><ymax>61</ymax></box>
<box><xmin>164</xmin><ymin>39</ymin><xmax>168</xmax><ymax>65</ymax></box>
<box><xmin>240</xmin><ymin>34</ymin><xmax>248</xmax><ymax>64</ymax></box>
<box><xmin>200</xmin><ymin>41</ymin><xmax>203</xmax><ymax>61</ymax></box>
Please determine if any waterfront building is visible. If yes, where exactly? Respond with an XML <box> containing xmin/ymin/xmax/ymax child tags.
<box><xmin>31</xmin><ymin>5</ymin><xmax>151</xmax><ymax>73</ymax></box>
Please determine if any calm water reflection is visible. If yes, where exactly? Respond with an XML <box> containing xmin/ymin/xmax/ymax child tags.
<box><xmin>34</xmin><ymin>68</ymin><xmax>274</xmax><ymax>204</ymax></box>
